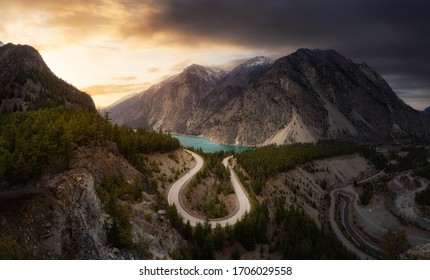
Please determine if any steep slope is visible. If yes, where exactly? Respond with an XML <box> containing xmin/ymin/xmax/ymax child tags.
<box><xmin>0</xmin><ymin>43</ymin><xmax>96</xmax><ymax>113</ymax></box>
<box><xmin>422</xmin><ymin>106</ymin><xmax>430</xmax><ymax>116</ymax></box>
<box><xmin>204</xmin><ymin>49</ymin><xmax>430</xmax><ymax>145</ymax></box>
<box><xmin>191</xmin><ymin>56</ymin><xmax>273</xmax><ymax>132</ymax></box>
<box><xmin>109</xmin><ymin>57</ymin><xmax>272</xmax><ymax>133</ymax></box>
<box><xmin>111</xmin><ymin>64</ymin><xmax>227</xmax><ymax>132</ymax></box>
<box><xmin>109</xmin><ymin>50</ymin><xmax>429</xmax><ymax>146</ymax></box>
<box><xmin>0</xmin><ymin>144</ymin><xmax>183</xmax><ymax>259</ymax></box>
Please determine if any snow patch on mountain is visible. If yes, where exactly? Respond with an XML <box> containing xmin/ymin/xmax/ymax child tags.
<box><xmin>186</xmin><ymin>64</ymin><xmax>227</xmax><ymax>84</ymax></box>
<box><xmin>246</xmin><ymin>56</ymin><xmax>273</xmax><ymax>67</ymax></box>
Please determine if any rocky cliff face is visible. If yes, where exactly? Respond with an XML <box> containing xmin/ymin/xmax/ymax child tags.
<box><xmin>204</xmin><ymin>49</ymin><xmax>430</xmax><ymax>145</ymax></box>
<box><xmin>110</xmin><ymin>64</ymin><xmax>227</xmax><ymax>133</ymax></box>
<box><xmin>109</xmin><ymin>57</ymin><xmax>273</xmax><ymax>134</ymax></box>
<box><xmin>110</xmin><ymin>50</ymin><xmax>430</xmax><ymax>145</ymax></box>
<box><xmin>0</xmin><ymin>143</ymin><xmax>183</xmax><ymax>259</ymax></box>
<box><xmin>0</xmin><ymin>43</ymin><xmax>96</xmax><ymax>113</ymax></box>
<box><xmin>400</xmin><ymin>243</ymin><xmax>430</xmax><ymax>259</ymax></box>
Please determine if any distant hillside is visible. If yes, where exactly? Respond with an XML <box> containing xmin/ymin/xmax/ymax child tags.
<box><xmin>109</xmin><ymin>50</ymin><xmax>430</xmax><ymax>145</ymax></box>
<box><xmin>422</xmin><ymin>107</ymin><xmax>430</xmax><ymax>116</ymax></box>
<box><xmin>0</xmin><ymin>43</ymin><xmax>96</xmax><ymax>113</ymax></box>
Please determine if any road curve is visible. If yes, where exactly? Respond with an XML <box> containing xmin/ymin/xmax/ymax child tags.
<box><xmin>328</xmin><ymin>172</ymin><xmax>384</xmax><ymax>259</ymax></box>
<box><xmin>167</xmin><ymin>151</ymin><xmax>251</xmax><ymax>227</ymax></box>
<box><xmin>339</xmin><ymin>194</ymin><xmax>383</xmax><ymax>258</ymax></box>
<box><xmin>329</xmin><ymin>188</ymin><xmax>372</xmax><ymax>259</ymax></box>
<box><xmin>221</xmin><ymin>156</ymin><xmax>252</xmax><ymax>226</ymax></box>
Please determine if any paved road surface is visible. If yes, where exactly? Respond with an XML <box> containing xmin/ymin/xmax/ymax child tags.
<box><xmin>340</xmin><ymin>194</ymin><xmax>384</xmax><ymax>258</ymax></box>
<box><xmin>329</xmin><ymin>172</ymin><xmax>384</xmax><ymax>259</ymax></box>
<box><xmin>167</xmin><ymin>151</ymin><xmax>251</xmax><ymax>227</ymax></box>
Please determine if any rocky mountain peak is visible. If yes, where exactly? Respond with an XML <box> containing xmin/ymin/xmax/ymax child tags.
<box><xmin>240</xmin><ymin>56</ymin><xmax>273</xmax><ymax>68</ymax></box>
<box><xmin>181</xmin><ymin>64</ymin><xmax>227</xmax><ymax>86</ymax></box>
<box><xmin>0</xmin><ymin>43</ymin><xmax>48</xmax><ymax>71</ymax></box>
<box><xmin>0</xmin><ymin>41</ymin><xmax>4</xmax><ymax>47</ymax></box>
<box><xmin>202</xmin><ymin>49</ymin><xmax>430</xmax><ymax>145</ymax></box>
<box><xmin>110</xmin><ymin>48</ymin><xmax>430</xmax><ymax>145</ymax></box>
<box><xmin>423</xmin><ymin>106</ymin><xmax>430</xmax><ymax>116</ymax></box>
<box><xmin>285</xmin><ymin>48</ymin><xmax>352</xmax><ymax>70</ymax></box>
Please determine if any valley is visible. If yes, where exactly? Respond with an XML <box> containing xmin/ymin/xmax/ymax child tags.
<box><xmin>167</xmin><ymin>151</ymin><xmax>251</xmax><ymax>227</ymax></box>
<box><xmin>0</xmin><ymin>42</ymin><xmax>429</xmax><ymax>260</ymax></box>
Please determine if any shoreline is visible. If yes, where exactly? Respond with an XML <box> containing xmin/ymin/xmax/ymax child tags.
<box><xmin>171</xmin><ymin>133</ymin><xmax>254</xmax><ymax>152</ymax></box>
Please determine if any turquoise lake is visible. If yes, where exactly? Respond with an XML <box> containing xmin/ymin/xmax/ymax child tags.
<box><xmin>172</xmin><ymin>134</ymin><xmax>252</xmax><ymax>153</ymax></box>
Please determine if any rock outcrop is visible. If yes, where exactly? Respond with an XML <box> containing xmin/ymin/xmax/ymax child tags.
<box><xmin>0</xmin><ymin>143</ymin><xmax>183</xmax><ymax>259</ymax></box>
<box><xmin>400</xmin><ymin>243</ymin><xmax>430</xmax><ymax>259</ymax></box>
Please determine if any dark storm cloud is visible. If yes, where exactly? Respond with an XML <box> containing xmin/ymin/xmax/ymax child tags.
<box><xmin>129</xmin><ymin>0</ymin><xmax>430</xmax><ymax>108</ymax></box>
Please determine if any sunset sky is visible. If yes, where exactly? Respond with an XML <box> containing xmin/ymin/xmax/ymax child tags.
<box><xmin>1</xmin><ymin>0</ymin><xmax>429</xmax><ymax>109</ymax></box>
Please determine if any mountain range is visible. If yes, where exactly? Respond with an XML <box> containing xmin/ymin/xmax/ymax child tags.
<box><xmin>109</xmin><ymin>49</ymin><xmax>430</xmax><ymax>145</ymax></box>
<box><xmin>0</xmin><ymin>43</ymin><xmax>95</xmax><ymax>113</ymax></box>
<box><xmin>422</xmin><ymin>107</ymin><xmax>430</xmax><ymax>116</ymax></box>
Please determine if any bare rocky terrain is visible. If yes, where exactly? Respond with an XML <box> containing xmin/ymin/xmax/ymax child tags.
<box><xmin>348</xmin><ymin>174</ymin><xmax>430</xmax><ymax>249</ymax></box>
<box><xmin>109</xmin><ymin>49</ymin><xmax>430</xmax><ymax>146</ymax></box>
<box><xmin>263</xmin><ymin>154</ymin><xmax>372</xmax><ymax>227</ymax></box>
<box><xmin>0</xmin><ymin>143</ymin><xmax>185</xmax><ymax>259</ymax></box>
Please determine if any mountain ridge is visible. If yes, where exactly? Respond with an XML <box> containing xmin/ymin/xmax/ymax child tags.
<box><xmin>109</xmin><ymin>50</ymin><xmax>430</xmax><ymax>145</ymax></box>
<box><xmin>109</xmin><ymin>56</ymin><xmax>273</xmax><ymax>133</ymax></box>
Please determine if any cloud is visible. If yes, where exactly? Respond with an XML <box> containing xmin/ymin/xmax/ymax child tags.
<box><xmin>1</xmin><ymin>0</ymin><xmax>429</xmax><ymax>107</ymax></box>
<box><xmin>111</xmin><ymin>76</ymin><xmax>138</xmax><ymax>82</ymax></box>
<box><xmin>0</xmin><ymin>0</ymin><xmax>126</xmax><ymax>48</ymax></box>
<box><xmin>168</xmin><ymin>60</ymin><xmax>192</xmax><ymax>72</ymax></box>
<box><xmin>81</xmin><ymin>82</ymin><xmax>149</xmax><ymax>96</ymax></box>
<box><xmin>117</xmin><ymin>0</ymin><xmax>430</xmax><ymax>106</ymax></box>
<box><xmin>146</xmin><ymin>67</ymin><xmax>159</xmax><ymax>73</ymax></box>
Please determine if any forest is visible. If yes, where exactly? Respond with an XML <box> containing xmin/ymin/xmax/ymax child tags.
<box><xmin>0</xmin><ymin>107</ymin><xmax>180</xmax><ymax>189</ymax></box>
<box><xmin>385</xmin><ymin>146</ymin><xmax>429</xmax><ymax>173</ymax></box>
<box><xmin>0</xmin><ymin>44</ymin><xmax>95</xmax><ymax>113</ymax></box>
<box><xmin>236</xmin><ymin>142</ymin><xmax>381</xmax><ymax>194</ymax></box>
<box><xmin>415</xmin><ymin>186</ymin><xmax>430</xmax><ymax>206</ymax></box>
<box><xmin>167</xmin><ymin>202</ymin><xmax>270</xmax><ymax>259</ymax></box>
<box><xmin>184</xmin><ymin>151</ymin><xmax>234</xmax><ymax>219</ymax></box>
<box><xmin>273</xmin><ymin>203</ymin><xmax>357</xmax><ymax>259</ymax></box>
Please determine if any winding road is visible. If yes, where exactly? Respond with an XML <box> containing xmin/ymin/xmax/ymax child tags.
<box><xmin>167</xmin><ymin>150</ymin><xmax>251</xmax><ymax>227</ymax></box>
<box><xmin>331</xmin><ymin>171</ymin><xmax>430</xmax><ymax>259</ymax></box>
<box><xmin>329</xmin><ymin>172</ymin><xmax>384</xmax><ymax>259</ymax></box>
<box><xmin>339</xmin><ymin>194</ymin><xmax>383</xmax><ymax>258</ymax></box>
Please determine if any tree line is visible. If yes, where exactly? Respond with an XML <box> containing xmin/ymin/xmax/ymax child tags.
<box><xmin>236</xmin><ymin>142</ymin><xmax>379</xmax><ymax>194</ymax></box>
<box><xmin>273</xmin><ymin>199</ymin><xmax>357</xmax><ymax>259</ymax></box>
<box><xmin>0</xmin><ymin>107</ymin><xmax>180</xmax><ymax>188</ymax></box>
<box><xmin>167</xmin><ymin>202</ymin><xmax>269</xmax><ymax>259</ymax></box>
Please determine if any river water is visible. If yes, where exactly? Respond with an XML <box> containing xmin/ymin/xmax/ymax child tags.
<box><xmin>172</xmin><ymin>134</ymin><xmax>251</xmax><ymax>153</ymax></box>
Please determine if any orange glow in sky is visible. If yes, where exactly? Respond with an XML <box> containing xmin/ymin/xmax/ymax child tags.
<box><xmin>0</xmin><ymin>0</ymin><xmax>274</xmax><ymax>108</ymax></box>
<box><xmin>1</xmin><ymin>0</ymin><xmax>428</xmax><ymax>109</ymax></box>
